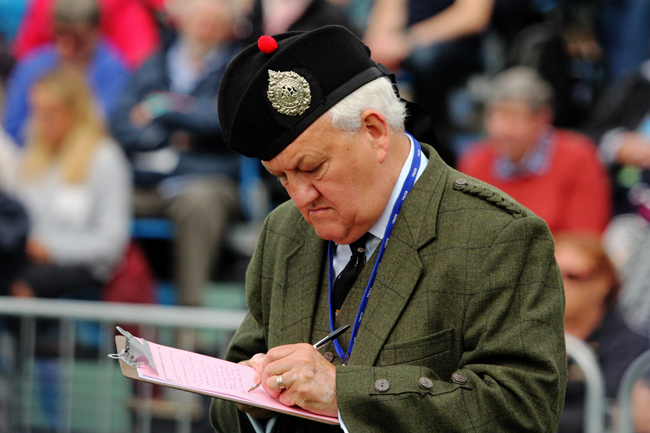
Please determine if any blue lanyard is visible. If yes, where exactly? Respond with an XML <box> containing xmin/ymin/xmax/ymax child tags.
<box><xmin>327</xmin><ymin>136</ymin><xmax>422</xmax><ymax>364</ymax></box>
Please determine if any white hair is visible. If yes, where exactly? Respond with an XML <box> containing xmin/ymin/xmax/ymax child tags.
<box><xmin>325</xmin><ymin>77</ymin><xmax>407</xmax><ymax>133</ymax></box>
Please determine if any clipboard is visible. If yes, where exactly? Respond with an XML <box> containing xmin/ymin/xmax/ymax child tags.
<box><xmin>111</xmin><ymin>331</ymin><xmax>339</xmax><ymax>426</ymax></box>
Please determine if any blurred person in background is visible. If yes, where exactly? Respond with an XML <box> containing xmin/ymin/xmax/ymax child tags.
<box><xmin>0</xmin><ymin>0</ymin><xmax>27</xmax><ymax>93</ymax></box>
<box><xmin>555</xmin><ymin>232</ymin><xmax>649</xmax><ymax>433</ymax></box>
<box><xmin>0</xmin><ymin>108</ymin><xmax>27</xmax><ymax>299</ymax></box>
<box><xmin>12</xmin><ymin>0</ymin><xmax>159</xmax><ymax>70</ymax></box>
<box><xmin>2</xmin><ymin>0</ymin><xmax>129</xmax><ymax>146</ymax></box>
<box><xmin>0</xmin><ymin>127</ymin><xmax>17</xmax><ymax>189</ymax></box>
<box><xmin>0</xmin><ymin>191</ymin><xmax>28</xmax><ymax>298</ymax></box>
<box><xmin>583</xmin><ymin>58</ymin><xmax>650</xmax><ymax>339</ymax></box>
<box><xmin>459</xmin><ymin>67</ymin><xmax>611</xmax><ymax>236</ymax></box>
<box><xmin>110</xmin><ymin>0</ymin><xmax>242</xmax><ymax>307</ymax></box>
<box><xmin>0</xmin><ymin>131</ymin><xmax>28</xmax><ymax>295</ymax></box>
<box><xmin>364</xmin><ymin>0</ymin><xmax>495</xmax><ymax>150</ymax></box>
<box><xmin>364</xmin><ymin>0</ymin><xmax>494</xmax><ymax>72</ymax></box>
<box><xmin>597</xmin><ymin>0</ymin><xmax>650</xmax><ymax>81</ymax></box>
<box><xmin>7</xmin><ymin>66</ymin><xmax>131</xmax><ymax>299</ymax></box>
<box><xmin>0</xmin><ymin>0</ymin><xmax>28</xmax><ymax>43</ymax></box>
<box><xmin>235</xmin><ymin>0</ymin><xmax>352</xmax><ymax>45</ymax></box>
<box><xmin>584</xmin><ymin>60</ymin><xmax>650</xmax><ymax>269</ymax></box>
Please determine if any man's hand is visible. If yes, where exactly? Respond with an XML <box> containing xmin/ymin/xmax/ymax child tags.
<box><xmin>364</xmin><ymin>31</ymin><xmax>411</xmax><ymax>72</ymax></box>
<box><xmin>10</xmin><ymin>280</ymin><xmax>35</xmax><ymax>297</ymax></box>
<box><xmin>26</xmin><ymin>239</ymin><xmax>52</xmax><ymax>264</ymax></box>
<box><xmin>129</xmin><ymin>102</ymin><xmax>154</xmax><ymax>127</ymax></box>
<box><xmin>256</xmin><ymin>343</ymin><xmax>338</xmax><ymax>417</ymax></box>
<box><xmin>237</xmin><ymin>354</ymin><xmax>275</xmax><ymax>419</ymax></box>
<box><xmin>617</xmin><ymin>132</ymin><xmax>650</xmax><ymax>168</ymax></box>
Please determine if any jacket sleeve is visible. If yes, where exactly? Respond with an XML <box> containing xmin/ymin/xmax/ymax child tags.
<box><xmin>154</xmin><ymin>96</ymin><xmax>223</xmax><ymax>139</ymax></box>
<box><xmin>336</xmin><ymin>215</ymin><xmax>567</xmax><ymax>432</ymax></box>
<box><xmin>109</xmin><ymin>58</ymin><xmax>171</xmax><ymax>153</ymax></box>
<box><xmin>92</xmin><ymin>48</ymin><xmax>131</xmax><ymax>120</ymax></box>
<box><xmin>2</xmin><ymin>58</ymin><xmax>35</xmax><ymax>145</ymax></box>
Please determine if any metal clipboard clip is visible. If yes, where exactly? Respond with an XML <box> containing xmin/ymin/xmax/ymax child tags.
<box><xmin>108</xmin><ymin>326</ymin><xmax>157</xmax><ymax>373</ymax></box>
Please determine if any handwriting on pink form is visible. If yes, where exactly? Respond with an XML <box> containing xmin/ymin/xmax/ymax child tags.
<box><xmin>136</xmin><ymin>341</ymin><xmax>338</xmax><ymax>425</ymax></box>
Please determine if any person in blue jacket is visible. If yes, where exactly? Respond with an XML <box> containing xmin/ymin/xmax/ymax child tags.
<box><xmin>2</xmin><ymin>0</ymin><xmax>129</xmax><ymax>146</ymax></box>
<box><xmin>110</xmin><ymin>0</ymin><xmax>243</xmax><ymax>307</ymax></box>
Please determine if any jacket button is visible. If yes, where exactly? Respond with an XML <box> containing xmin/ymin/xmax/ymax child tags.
<box><xmin>322</xmin><ymin>352</ymin><xmax>334</xmax><ymax>363</ymax></box>
<box><xmin>374</xmin><ymin>379</ymin><xmax>390</xmax><ymax>392</ymax></box>
<box><xmin>452</xmin><ymin>372</ymin><xmax>468</xmax><ymax>385</ymax></box>
<box><xmin>418</xmin><ymin>377</ymin><xmax>433</xmax><ymax>389</ymax></box>
<box><xmin>455</xmin><ymin>178</ymin><xmax>468</xmax><ymax>187</ymax></box>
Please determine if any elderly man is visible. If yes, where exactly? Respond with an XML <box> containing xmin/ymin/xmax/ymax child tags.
<box><xmin>460</xmin><ymin>67</ymin><xmax>611</xmax><ymax>236</ymax></box>
<box><xmin>210</xmin><ymin>26</ymin><xmax>566</xmax><ymax>433</ymax></box>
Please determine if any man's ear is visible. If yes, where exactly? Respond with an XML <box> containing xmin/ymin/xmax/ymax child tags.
<box><xmin>360</xmin><ymin>109</ymin><xmax>390</xmax><ymax>163</ymax></box>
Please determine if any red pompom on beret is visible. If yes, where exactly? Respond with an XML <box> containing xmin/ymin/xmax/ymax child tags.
<box><xmin>258</xmin><ymin>36</ymin><xmax>277</xmax><ymax>54</ymax></box>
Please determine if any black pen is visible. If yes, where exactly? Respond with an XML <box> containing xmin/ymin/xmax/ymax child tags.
<box><xmin>312</xmin><ymin>324</ymin><xmax>350</xmax><ymax>350</ymax></box>
<box><xmin>247</xmin><ymin>324</ymin><xmax>350</xmax><ymax>392</ymax></box>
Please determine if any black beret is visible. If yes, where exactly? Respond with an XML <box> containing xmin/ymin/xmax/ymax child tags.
<box><xmin>218</xmin><ymin>25</ymin><xmax>392</xmax><ymax>161</ymax></box>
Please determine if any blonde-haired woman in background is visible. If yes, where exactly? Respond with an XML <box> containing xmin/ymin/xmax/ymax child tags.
<box><xmin>8</xmin><ymin>65</ymin><xmax>131</xmax><ymax>298</ymax></box>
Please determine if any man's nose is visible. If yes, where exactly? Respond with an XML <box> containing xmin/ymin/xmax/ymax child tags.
<box><xmin>287</xmin><ymin>174</ymin><xmax>318</xmax><ymax>208</ymax></box>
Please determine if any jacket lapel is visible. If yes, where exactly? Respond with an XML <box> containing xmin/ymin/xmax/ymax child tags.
<box><xmin>347</xmin><ymin>144</ymin><xmax>448</xmax><ymax>366</ymax></box>
<box><xmin>277</xmin><ymin>216</ymin><xmax>328</xmax><ymax>345</ymax></box>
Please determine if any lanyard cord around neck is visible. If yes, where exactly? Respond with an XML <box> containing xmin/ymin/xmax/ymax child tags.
<box><xmin>327</xmin><ymin>136</ymin><xmax>422</xmax><ymax>365</ymax></box>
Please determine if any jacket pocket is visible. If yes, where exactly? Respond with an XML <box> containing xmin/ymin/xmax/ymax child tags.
<box><xmin>376</xmin><ymin>328</ymin><xmax>454</xmax><ymax>366</ymax></box>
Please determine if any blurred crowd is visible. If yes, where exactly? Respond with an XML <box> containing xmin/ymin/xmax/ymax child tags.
<box><xmin>0</xmin><ymin>0</ymin><xmax>650</xmax><ymax>430</ymax></box>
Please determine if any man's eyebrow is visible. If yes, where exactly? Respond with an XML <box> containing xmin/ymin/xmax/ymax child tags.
<box><xmin>262</xmin><ymin>154</ymin><xmax>312</xmax><ymax>176</ymax></box>
<box><xmin>295</xmin><ymin>155</ymin><xmax>308</xmax><ymax>169</ymax></box>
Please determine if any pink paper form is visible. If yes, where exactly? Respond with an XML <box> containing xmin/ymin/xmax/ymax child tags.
<box><xmin>136</xmin><ymin>341</ymin><xmax>339</xmax><ymax>425</ymax></box>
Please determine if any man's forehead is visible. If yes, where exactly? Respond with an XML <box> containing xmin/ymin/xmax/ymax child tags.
<box><xmin>263</xmin><ymin>116</ymin><xmax>334</xmax><ymax>169</ymax></box>
<box><xmin>489</xmin><ymin>99</ymin><xmax>538</xmax><ymax>114</ymax></box>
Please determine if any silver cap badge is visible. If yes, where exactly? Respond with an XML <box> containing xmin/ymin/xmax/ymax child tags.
<box><xmin>267</xmin><ymin>70</ymin><xmax>311</xmax><ymax>116</ymax></box>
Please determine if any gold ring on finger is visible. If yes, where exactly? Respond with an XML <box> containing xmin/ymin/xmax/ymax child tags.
<box><xmin>277</xmin><ymin>374</ymin><xmax>286</xmax><ymax>391</ymax></box>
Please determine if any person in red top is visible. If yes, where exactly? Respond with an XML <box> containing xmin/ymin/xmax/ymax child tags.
<box><xmin>459</xmin><ymin>67</ymin><xmax>612</xmax><ymax>236</ymax></box>
<box><xmin>13</xmin><ymin>0</ymin><xmax>159</xmax><ymax>69</ymax></box>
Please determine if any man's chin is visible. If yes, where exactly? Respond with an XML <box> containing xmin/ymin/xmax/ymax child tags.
<box><xmin>300</xmin><ymin>210</ymin><xmax>351</xmax><ymax>243</ymax></box>
<box><xmin>311</xmin><ymin>224</ymin><xmax>347</xmax><ymax>244</ymax></box>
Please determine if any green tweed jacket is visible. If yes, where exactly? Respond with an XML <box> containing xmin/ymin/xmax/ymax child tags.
<box><xmin>210</xmin><ymin>143</ymin><xmax>566</xmax><ymax>433</ymax></box>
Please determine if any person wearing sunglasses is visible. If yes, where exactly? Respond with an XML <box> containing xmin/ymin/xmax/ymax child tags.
<box><xmin>555</xmin><ymin>232</ymin><xmax>649</xmax><ymax>433</ymax></box>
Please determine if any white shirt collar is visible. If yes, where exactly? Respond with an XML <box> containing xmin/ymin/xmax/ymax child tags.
<box><xmin>368</xmin><ymin>134</ymin><xmax>428</xmax><ymax>241</ymax></box>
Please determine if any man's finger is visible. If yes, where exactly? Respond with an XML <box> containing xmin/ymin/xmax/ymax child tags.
<box><xmin>264</xmin><ymin>371</ymin><xmax>295</xmax><ymax>399</ymax></box>
<box><xmin>256</xmin><ymin>344</ymin><xmax>309</xmax><ymax>385</ymax></box>
<box><xmin>259</xmin><ymin>352</ymin><xmax>313</xmax><ymax>395</ymax></box>
<box><xmin>258</xmin><ymin>344</ymin><xmax>302</xmax><ymax>369</ymax></box>
<box><xmin>240</xmin><ymin>353</ymin><xmax>266</xmax><ymax>383</ymax></box>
